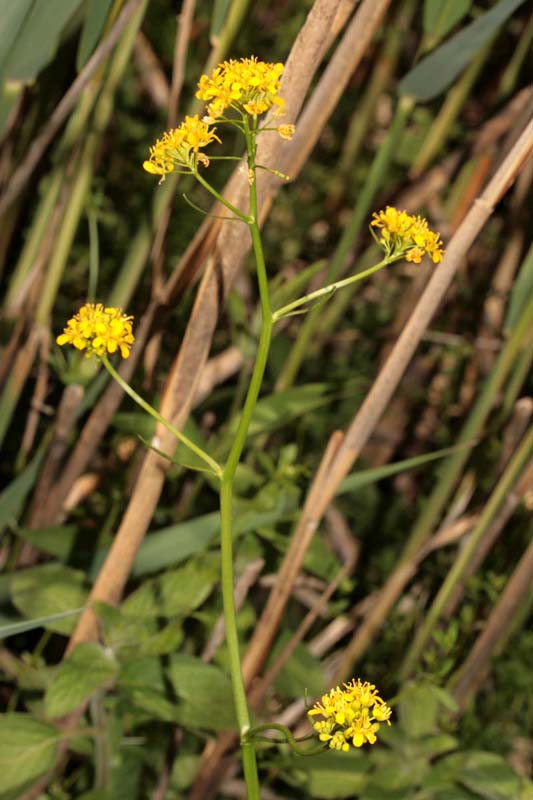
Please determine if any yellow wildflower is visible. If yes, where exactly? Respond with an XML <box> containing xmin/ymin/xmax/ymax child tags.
<box><xmin>277</xmin><ymin>123</ymin><xmax>295</xmax><ymax>141</ymax></box>
<box><xmin>57</xmin><ymin>303</ymin><xmax>134</xmax><ymax>359</ymax></box>
<box><xmin>143</xmin><ymin>115</ymin><xmax>221</xmax><ymax>180</ymax></box>
<box><xmin>308</xmin><ymin>679</ymin><xmax>392</xmax><ymax>751</ymax></box>
<box><xmin>196</xmin><ymin>56</ymin><xmax>285</xmax><ymax>119</ymax></box>
<box><xmin>371</xmin><ymin>206</ymin><xmax>444</xmax><ymax>264</ymax></box>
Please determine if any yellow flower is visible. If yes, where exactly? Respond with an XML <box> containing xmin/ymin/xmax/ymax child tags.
<box><xmin>277</xmin><ymin>123</ymin><xmax>295</xmax><ymax>141</ymax></box>
<box><xmin>196</xmin><ymin>56</ymin><xmax>285</xmax><ymax>119</ymax></box>
<box><xmin>57</xmin><ymin>304</ymin><xmax>134</xmax><ymax>359</ymax></box>
<box><xmin>143</xmin><ymin>115</ymin><xmax>221</xmax><ymax>180</ymax></box>
<box><xmin>308</xmin><ymin>679</ymin><xmax>392</xmax><ymax>751</ymax></box>
<box><xmin>371</xmin><ymin>206</ymin><xmax>444</xmax><ymax>264</ymax></box>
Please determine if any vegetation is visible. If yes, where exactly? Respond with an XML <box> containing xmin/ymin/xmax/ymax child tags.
<box><xmin>0</xmin><ymin>1</ymin><xmax>532</xmax><ymax>798</ymax></box>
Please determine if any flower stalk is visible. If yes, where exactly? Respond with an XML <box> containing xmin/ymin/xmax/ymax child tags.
<box><xmin>56</xmin><ymin>55</ymin><xmax>444</xmax><ymax>800</ymax></box>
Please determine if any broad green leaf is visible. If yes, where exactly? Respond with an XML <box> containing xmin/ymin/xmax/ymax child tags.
<box><xmin>10</xmin><ymin>563</ymin><xmax>88</xmax><ymax>634</ymax></box>
<box><xmin>2</xmin><ymin>0</ymin><xmax>84</xmax><ymax>81</ymax></box>
<box><xmin>0</xmin><ymin>436</ymin><xmax>48</xmax><ymax>532</ymax></box>
<box><xmin>76</xmin><ymin>0</ymin><xmax>113</xmax><ymax>70</ymax></box>
<box><xmin>45</xmin><ymin>643</ymin><xmax>119</xmax><ymax>718</ymax></box>
<box><xmin>121</xmin><ymin>556</ymin><xmax>218</xmax><ymax>618</ymax></box>
<box><xmin>422</xmin><ymin>752</ymin><xmax>468</xmax><ymax>792</ymax></box>
<box><xmin>400</xmin><ymin>0</ymin><xmax>528</xmax><ymax>101</ymax></box>
<box><xmin>15</xmin><ymin>524</ymin><xmax>79</xmax><ymax>560</ymax></box>
<box><xmin>118</xmin><ymin>512</ymin><xmax>221</xmax><ymax>578</ymax></box>
<box><xmin>0</xmin><ymin>714</ymin><xmax>59</xmax><ymax>792</ymax></box>
<box><xmin>118</xmin><ymin>657</ymin><xmax>180</xmax><ymax>723</ymax></box>
<box><xmin>0</xmin><ymin>607</ymin><xmax>83</xmax><ymax>640</ymax></box>
<box><xmin>298</xmin><ymin>751</ymin><xmax>368</xmax><ymax>799</ymax></box>
<box><xmin>423</xmin><ymin>0</ymin><xmax>472</xmax><ymax>43</ymax></box>
<box><xmin>426</xmin><ymin>683</ymin><xmax>460</xmax><ymax>713</ymax></box>
<box><xmin>220</xmin><ymin>384</ymin><xmax>332</xmax><ymax>445</ymax></box>
<box><xmin>94</xmin><ymin>602</ymin><xmax>183</xmax><ymax>657</ymax></box>
<box><xmin>0</xmin><ymin>0</ymin><xmax>33</xmax><ymax>71</ymax></box>
<box><xmin>167</xmin><ymin>654</ymin><xmax>236</xmax><ymax>731</ymax></box>
<box><xmin>397</xmin><ymin>682</ymin><xmax>440</xmax><ymax>737</ymax></box>
<box><xmin>416</xmin><ymin>733</ymin><xmax>459</xmax><ymax>758</ymax></box>
<box><xmin>459</xmin><ymin>751</ymin><xmax>520</xmax><ymax>800</ymax></box>
<box><xmin>90</xmin><ymin>489</ymin><xmax>297</xmax><ymax>578</ymax></box>
<box><xmin>364</xmin><ymin>752</ymin><xmax>428</xmax><ymax>791</ymax></box>
<box><xmin>270</xmin><ymin>635</ymin><xmax>326</xmax><ymax>698</ymax></box>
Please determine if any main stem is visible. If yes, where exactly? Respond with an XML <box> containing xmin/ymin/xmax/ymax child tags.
<box><xmin>219</xmin><ymin>117</ymin><xmax>272</xmax><ymax>799</ymax></box>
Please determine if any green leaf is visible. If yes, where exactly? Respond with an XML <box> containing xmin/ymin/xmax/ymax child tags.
<box><xmin>298</xmin><ymin>750</ymin><xmax>368</xmax><ymax>799</ymax></box>
<box><xmin>0</xmin><ymin>437</ymin><xmax>48</xmax><ymax>533</ymax></box>
<box><xmin>94</xmin><ymin>602</ymin><xmax>183</xmax><ymax>657</ymax></box>
<box><xmin>0</xmin><ymin>607</ymin><xmax>83</xmax><ymax>640</ymax></box>
<box><xmin>270</xmin><ymin>635</ymin><xmax>326</xmax><ymax>698</ymax></box>
<box><xmin>364</xmin><ymin>752</ymin><xmax>428</xmax><ymax>791</ymax></box>
<box><xmin>397</xmin><ymin>682</ymin><xmax>440</xmax><ymax>737</ymax></box>
<box><xmin>0</xmin><ymin>714</ymin><xmax>59</xmax><ymax>793</ymax></box>
<box><xmin>400</xmin><ymin>0</ymin><xmax>528</xmax><ymax>101</ymax></box>
<box><xmin>458</xmin><ymin>752</ymin><xmax>521</xmax><ymax>800</ymax></box>
<box><xmin>210</xmin><ymin>0</ymin><xmax>232</xmax><ymax>39</ymax></box>
<box><xmin>167</xmin><ymin>655</ymin><xmax>236</xmax><ymax>731</ymax></box>
<box><xmin>107</xmin><ymin>511</ymin><xmax>220</xmax><ymax>578</ymax></box>
<box><xmin>2</xmin><ymin>0</ymin><xmax>84</xmax><ymax>82</ymax></box>
<box><xmin>505</xmin><ymin>242</ymin><xmax>533</xmax><ymax>331</ymax></box>
<box><xmin>0</xmin><ymin>1</ymin><xmax>33</xmax><ymax>71</ymax></box>
<box><xmin>121</xmin><ymin>557</ymin><xmax>218</xmax><ymax>618</ymax></box>
<box><xmin>76</xmin><ymin>0</ymin><xmax>113</xmax><ymax>70</ymax></box>
<box><xmin>422</xmin><ymin>752</ymin><xmax>468</xmax><ymax>792</ymax></box>
<box><xmin>423</xmin><ymin>0</ymin><xmax>472</xmax><ymax>44</ymax></box>
<box><xmin>14</xmin><ymin>524</ymin><xmax>79</xmax><ymax>560</ymax></box>
<box><xmin>44</xmin><ymin>642</ymin><xmax>119</xmax><ymax>718</ymax></box>
<box><xmin>90</xmin><ymin>488</ymin><xmax>297</xmax><ymax>578</ymax></box>
<box><xmin>118</xmin><ymin>657</ymin><xmax>180</xmax><ymax>723</ymax></box>
<box><xmin>337</xmin><ymin>444</ymin><xmax>473</xmax><ymax>496</ymax></box>
<box><xmin>10</xmin><ymin>563</ymin><xmax>89</xmax><ymax>634</ymax></box>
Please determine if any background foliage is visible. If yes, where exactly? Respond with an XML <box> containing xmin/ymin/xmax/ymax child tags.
<box><xmin>0</xmin><ymin>0</ymin><xmax>532</xmax><ymax>798</ymax></box>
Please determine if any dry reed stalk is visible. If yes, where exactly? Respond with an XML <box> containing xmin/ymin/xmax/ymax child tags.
<box><xmin>450</xmin><ymin>532</ymin><xmax>533</xmax><ymax>709</ymax></box>
<box><xmin>167</xmin><ymin>0</ymin><xmax>196</xmax><ymax>127</ymax></box>
<box><xmin>244</xmin><ymin>113</ymin><xmax>533</xmax><ymax>687</ymax></box>
<box><xmin>133</xmin><ymin>32</ymin><xmax>170</xmax><ymax>109</ymax></box>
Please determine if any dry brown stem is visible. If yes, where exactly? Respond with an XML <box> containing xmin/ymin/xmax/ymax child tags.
<box><xmin>451</xmin><ymin>532</ymin><xmax>533</xmax><ymax>709</ymax></box>
<box><xmin>167</xmin><ymin>0</ymin><xmax>196</xmax><ymax>128</ymax></box>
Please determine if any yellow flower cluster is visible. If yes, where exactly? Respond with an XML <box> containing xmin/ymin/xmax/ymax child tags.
<box><xmin>143</xmin><ymin>115</ymin><xmax>221</xmax><ymax>180</ymax></box>
<box><xmin>196</xmin><ymin>56</ymin><xmax>285</xmax><ymax>118</ymax></box>
<box><xmin>57</xmin><ymin>303</ymin><xmax>134</xmax><ymax>359</ymax></box>
<box><xmin>371</xmin><ymin>206</ymin><xmax>444</xmax><ymax>264</ymax></box>
<box><xmin>308</xmin><ymin>679</ymin><xmax>392</xmax><ymax>751</ymax></box>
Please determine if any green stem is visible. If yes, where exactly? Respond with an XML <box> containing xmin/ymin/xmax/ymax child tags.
<box><xmin>194</xmin><ymin>169</ymin><xmax>253</xmax><ymax>223</ymax></box>
<box><xmin>218</xmin><ymin>117</ymin><xmax>272</xmax><ymax>800</ymax></box>
<box><xmin>247</xmin><ymin>723</ymin><xmax>326</xmax><ymax>756</ymax></box>
<box><xmin>272</xmin><ymin>257</ymin><xmax>394</xmax><ymax>321</ymax></box>
<box><xmin>101</xmin><ymin>356</ymin><xmax>222</xmax><ymax>478</ymax></box>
